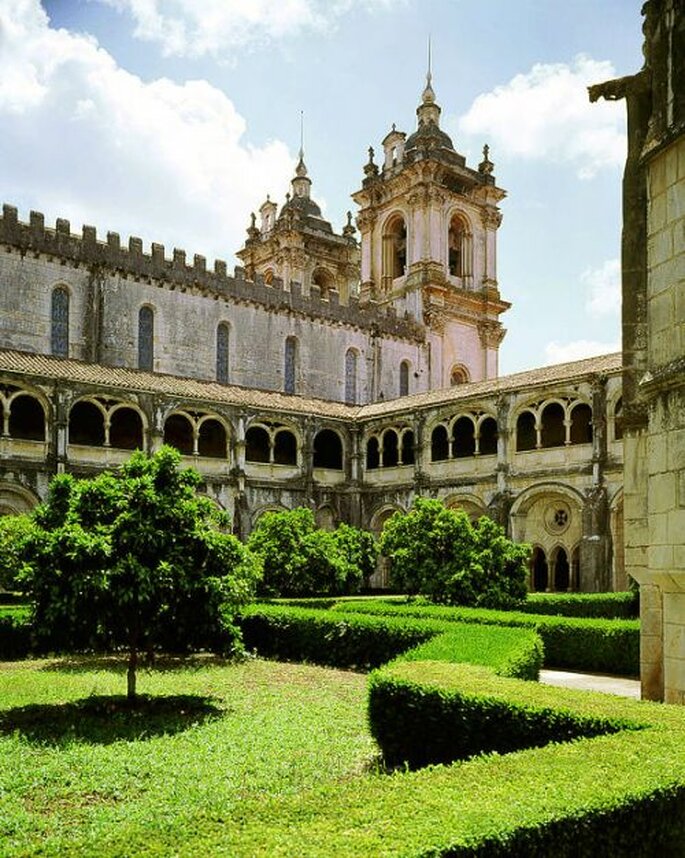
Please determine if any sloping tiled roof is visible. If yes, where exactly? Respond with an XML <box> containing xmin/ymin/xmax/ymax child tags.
<box><xmin>0</xmin><ymin>348</ymin><xmax>622</xmax><ymax>422</ymax></box>
<box><xmin>0</xmin><ymin>349</ymin><xmax>354</xmax><ymax>419</ymax></box>
<box><xmin>357</xmin><ymin>352</ymin><xmax>623</xmax><ymax>419</ymax></box>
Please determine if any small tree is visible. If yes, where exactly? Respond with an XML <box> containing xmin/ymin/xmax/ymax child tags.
<box><xmin>379</xmin><ymin>498</ymin><xmax>529</xmax><ymax>608</ymax></box>
<box><xmin>18</xmin><ymin>447</ymin><xmax>261</xmax><ymax>700</ymax></box>
<box><xmin>0</xmin><ymin>514</ymin><xmax>36</xmax><ymax>593</ymax></box>
<box><xmin>247</xmin><ymin>508</ymin><xmax>371</xmax><ymax>597</ymax></box>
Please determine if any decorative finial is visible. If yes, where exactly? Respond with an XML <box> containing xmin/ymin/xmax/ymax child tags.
<box><xmin>343</xmin><ymin>210</ymin><xmax>356</xmax><ymax>238</ymax></box>
<box><xmin>392</xmin><ymin>122</ymin><xmax>396</xmax><ymax>132</ymax></box>
<box><xmin>478</xmin><ymin>143</ymin><xmax>494</xmax><ymax>175</ymax></box>
<box><xmin>367</xmin><ymin>146</ymin><xmax>375</xmax><ymax>164</ymax></box>
<box><xmin>250</xmin><ymin>212</ymin><xmax>256</xmax><ymax>227</ymax></box>
<box><xmin>427</xmin><ymin>34</ymin><xmax>432</xmax><ymax>85</ymax></box>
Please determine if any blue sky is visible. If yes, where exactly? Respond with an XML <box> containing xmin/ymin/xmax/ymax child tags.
<box><xmin>1</xmin><ymin>1</ymin><xmax>643</xmax><ymax>373</ymax></box>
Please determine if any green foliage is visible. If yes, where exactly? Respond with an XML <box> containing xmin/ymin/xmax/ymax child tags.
<box><xmin>379</xmin><ymin>498</ymin><xmax>529</xmax><ymax>608</ymax></box>
<box><xmin>16</xmin><ymin>448</ymin><xmax>261</xmax><ymax>696</ymax></box>
<box><xmin>247</xmin><ymin>508</ymin><xmax>373</xmax><ymax>597</ymax></box>
<box><xmin>331</xmin><ymin>599</ymin><xmax>640</xmax><ymax>675</ymax></box>
<box><xmin>524</xmin><ymin>590</ymin><xmax>639</xmax><ymax>619</ymax></box>
<box><xmin>0</xmin><ymin>514</ymin><xmax>37</xmax><ymax>593</ymax></box>
<box><xmin>0</xmin><ymin>611</ymin><xmax>31</xmax><ymax>659</ymax></box>
<box><xmin>238</xmin><ymin>603</ymin><xmax>542</xmax><ymax>678</ymax></box>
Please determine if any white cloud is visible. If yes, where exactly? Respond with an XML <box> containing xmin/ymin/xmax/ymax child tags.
<box><xmin>583</xmin><ymin>258</ymin><xmax>621</xmax><ymax>316</ymax></box>
<box><xmin>544</xmin><ymin>339</ymin><xmax>620</xmax><ymax>365</ymax></box>
<box><xmin>99</xmin><ymin>0</ymin><xmax>396</xmax><ymax>58</ymax></box>
<box><xmin>0</xmin><ymin>0</ymin><xmax>294</xmax><ymax>263</ymax></box>
<box><xmin>458</xmin><ymin>55</ymin><xmax>626</xmax><ymax>179</ymax></box>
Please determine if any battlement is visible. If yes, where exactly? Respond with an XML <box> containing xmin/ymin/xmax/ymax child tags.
<box><xmin>0</xmin><ymin>204</ymin><xmax>424</xmax><ymax>342</ymax></box>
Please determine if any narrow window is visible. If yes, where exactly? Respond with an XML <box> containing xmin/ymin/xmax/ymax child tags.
<box><xmin>366</xmin><ymin>437</ymin><xmax>380</xmax><ymax>470</ymax></box>
<box><xmin>381</xmin><ymin>214</ymin><xmax>407</xmax><ymax>289</ymax></box>
<box><xmin>401</xmin><ymin>430</ymin><xmax>415</xmax><ymax>465</ymax></box>
<box><xmin>138</xmin><ymin>306</ymin><xmax>154</xmax><ymax>371</ymax></box>
<box><xmin>431</xmin><ymin>425</ymin><xmax>449</xmax><ymax>461</ymax></box>
<box><xmin>399</xmin><ymin>360</ymin><xmax>410</xmax><ymax>397</ymax></box>
<box><xmin>198</xmin><ymin>419</ymin><xmax>227</xmax><ymax>458</ymax></box>
<box><xmin>51</xmin><ymin>287</ymin><xmax>69</xmax><ymax>357</ymax></box>
<box><xmin>216</xmin><ymin>323</ymin><xmax>230</xmax><ymax>384</ymax></box>
<box><xmin>614</xmin><ymin>397</ymin><xmax>623</xmax><ymax>441</ymax></box>
<box><xmin>531</xmin><ymin>547</ymin><xmax>548</xmax><ymax>592</ymax></box>
<box><xmin>452</xmin><ymin>416</ymin><xmax>476</xmax><ymax>458</ymax></box>
<box><xmin>284</xmin><ymin>336</ymin><xmax>297</xmax><ymax>395</ymax></box>
<box><xmin>383</xmin><ymin>430</ymin><xmax>399</xmax><ymax>467</ymax></box>
<box><xmin>478</xmin><ymin>417</ymin><xmax>498</xmax><ymax>456</ymax></box>
<box><xmin>553</xmin><ymin>548</ymin><xmax>570</xmax><ymax>591</ymax></box>
<box><xmin>541</xmin><ymin>402</ymin><xmax>566</xmax><ymax>448</ymax></box>
<box><xmin>516</xmin><ymin>411</ymin><xmax>537</xmax><ymax>451</ymax></box>
<box><xmin>345</xmin><ymin>349</ymin><xmax>358</xmax><ymax>405</ymax></box>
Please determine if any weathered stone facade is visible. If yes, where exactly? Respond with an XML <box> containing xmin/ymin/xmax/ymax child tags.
<box><xmin>591</xmin><ymin>0</ymin><xmax>685</xmax><ymax>700</ymax></box>
<box><xmin>0</xmin><ymin>70</ymin><xmax>627</xmax><ymax>593</ymax></box>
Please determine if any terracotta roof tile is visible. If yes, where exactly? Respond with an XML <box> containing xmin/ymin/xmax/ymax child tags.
<box><xmin>0</xmin><ymin>348</ymin><xmax>622</xmax><ymax>422</ymax></box>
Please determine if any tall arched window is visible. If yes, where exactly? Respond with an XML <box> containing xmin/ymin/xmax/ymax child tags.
<box><xmin>138</xmin><ymin>306</ymin><xmax>154</xmax><ymax>371</ymax></box>
<box><xmin>345</xmin><ymin>349</ymin><xmax>358</xmax><ymax>405</ymax></box>
<box><xmin>381</xmin><ymin>214</ymin><xmax>407</xmax><ymax>289</ymax></box>
<box><xmin>51</xmin><ymin>287</ymin><xmax>69</xmax><ymax>357</ymax></box>
<box><xmin>216</xmin><ymin>322</ymin><xmax>230</xmax><ymax>384</ymax></box>
<box><xmin>284</xmin><ymin>336</ymin><xmax>297</xmax><ymax>394</ymax></box>
<box><xmin>614</xmin><ymin>397</ymin><xmax>623</xmax><ymax>441</ymax></box>
<box><xmin>448</xmin><ymin>214</ymin><xmax>472</xmax><ymax>280</ymax></box>
<box><xmin>399</xmin><ymin>360</ymin><xmax>410</xmax><ymax>397</ymax></box>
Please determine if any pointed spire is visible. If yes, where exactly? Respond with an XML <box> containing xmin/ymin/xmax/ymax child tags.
<box><xmin>295</xmin><ymin>110</ymin><xmax>308</xmax><ymax>178</ymax></box>
<box><xmin>422</xmin><ymin>35</ymin><xmax>436</xmax><ymax>104</ymax></box>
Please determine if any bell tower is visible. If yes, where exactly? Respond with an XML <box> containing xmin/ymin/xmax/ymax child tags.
<box><xmin>352</xmin><ymin>65</ymin><xmax>510</xmax><ymax>386</ymax></box>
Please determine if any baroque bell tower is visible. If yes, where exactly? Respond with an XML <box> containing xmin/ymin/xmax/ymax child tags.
<box><xmin>352</xmin><ymin>63</ymin><xmax>510</xmax><ymax>386</ymax></box>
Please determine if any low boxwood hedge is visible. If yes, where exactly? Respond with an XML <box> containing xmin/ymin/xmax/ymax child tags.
<box><xmin>330</xmin><ymin>599</ymin><xmax>639</xmax><ymax>675</ymax></box>
<box><xmin>237</xmin><ymin>604</ymin><xmax>543</xmax><ymax>678</ymax></box>
<box><xmin>523</xmin><ymin>590</ymin><xmax>639</xmax><ymax>619</ymax></box>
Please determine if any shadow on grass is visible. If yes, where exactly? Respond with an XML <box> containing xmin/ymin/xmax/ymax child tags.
<box><xmin>0</xmin><ymin>694</ymin><xmax>225</xmax><ymax>745</ymax></box>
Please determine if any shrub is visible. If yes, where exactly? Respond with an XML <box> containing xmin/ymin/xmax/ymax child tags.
<box><xmin>330</xmin><ymin>599</ymin><xmax>639</xmax><ymax>675</ymax></box>
<box><xmin>523</xmin><ymin>590</ymin><xmax>639</xmax><ymax>619</ymax></box>
<box><xmin>248</xmin><ymin>509</ymin><xmax>372</xmax><ymax>597</ymax></box>
<box><xmin>238</xmin><ymin>603</ymin><xmax>542</xmax><ymax>677</ymax></box>
<box><xmin>379</xmin><ymin>498</ymin><xmax>529</xmax><ymax>608</ymax></box>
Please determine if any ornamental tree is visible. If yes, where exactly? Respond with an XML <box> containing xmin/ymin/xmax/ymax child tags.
<box><xmin>379</xmin><ymin>498</ymin><xmax>529</xmax><ymax>608</ymax></box>
<box><xmin>247</xmin><ymin>508</ymin><xmax>374</xmax><ymax>597</ymax></box>
<box><xmin>18</xmin><ymin>447</ymin><xmax>261</xmax><ymax>700</ymax></box>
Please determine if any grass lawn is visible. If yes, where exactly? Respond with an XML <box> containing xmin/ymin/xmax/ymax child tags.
<box><xmin>0</xmin><ymin>656</ymin><xmax>376</xmax><ymax>857</ymax></box>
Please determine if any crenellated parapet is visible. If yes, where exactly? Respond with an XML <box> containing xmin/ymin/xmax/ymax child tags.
<box><xmin>0</xmin><ymin>204</ymin><xmax>422</xmax><ymax>342</ymax></box>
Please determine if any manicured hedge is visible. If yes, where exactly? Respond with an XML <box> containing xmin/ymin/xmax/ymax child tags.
<box><xmin>368</xmin><ymin>661</ymin><xmax>638</xmax><ymax>769</ymax></box>
<box><xmin>237</xmin><ymin>604</ymin><xmax>543</xmax><ymax>678</ymax></box>
<box><xmin>330</xmin><ymin>599</ymin><xmax>640</xmax><ymax>676</ymax></box>
<box><xmin>523</xmin><ymin>590</ymin><xmax>639</xmax><ymax>619</ymax></box>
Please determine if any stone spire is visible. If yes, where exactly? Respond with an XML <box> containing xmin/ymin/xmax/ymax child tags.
<box><xmin>416</xmin><ymin>37</ymin><xmax>441</xmax><ymax>128</ymax></box>
<box><xmin>291</xmin><ymin>110</ymin><xmax>312</xmax><ymax>199</ymax></box>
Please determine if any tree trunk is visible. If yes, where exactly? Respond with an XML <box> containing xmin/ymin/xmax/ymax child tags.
<box><xmin>127</xmin><ymin>645</ymin><xmax>138</xmax><ymax>701</ymax></box>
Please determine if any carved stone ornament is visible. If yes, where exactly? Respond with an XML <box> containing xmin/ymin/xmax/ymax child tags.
<box><xmin>481</xmin><ymin>208</ymin><xmax>503</xmax><ymax>230</ymax></box>
<box><xmin>545</xmin><ymin>502</ymin><xmax>571</xmax><ymax>535</ymax></box>
<box><xmin>477</xmin><ymin>319</ymin><xmax>506</xmax><ymax>348</ymax></box>
<box><xmin>423</xmin><ymin>305</ymin><xmax>447</xmax><ymax>333</ymax></box>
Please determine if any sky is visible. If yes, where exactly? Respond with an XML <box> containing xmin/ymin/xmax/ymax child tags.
<box><xmin>0</xmin><ymin>0</ymin><xmax>644</xmax><ymax>375</ymax></box>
